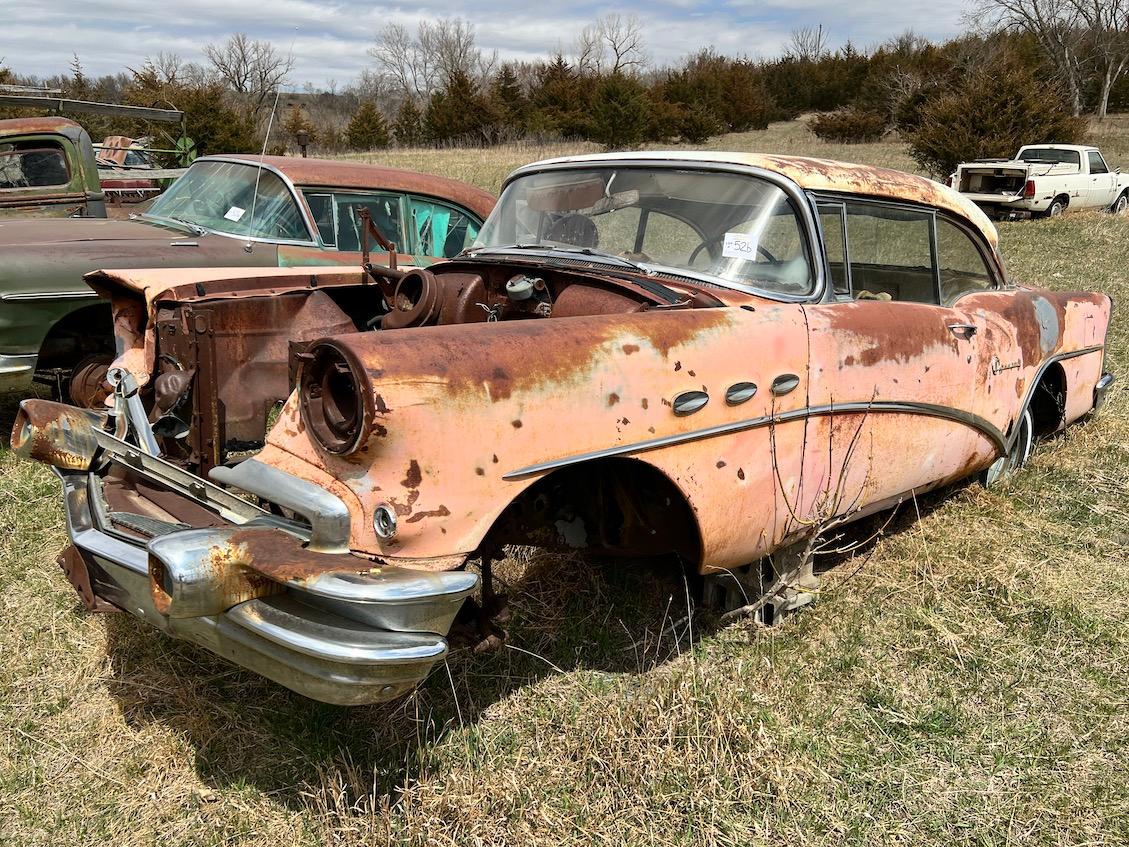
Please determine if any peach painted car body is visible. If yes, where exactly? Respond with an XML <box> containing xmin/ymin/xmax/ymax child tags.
<box><xmin>14</xmin><ymin>151</ymin><xmax>1114</xmax><ymax>704</ymax></box>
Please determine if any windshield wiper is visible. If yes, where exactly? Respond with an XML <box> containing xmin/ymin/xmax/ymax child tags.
<box><xmin>148</xmin><ymin>214</ymin><xmax>206</xmax><ymax>236</ymax></box>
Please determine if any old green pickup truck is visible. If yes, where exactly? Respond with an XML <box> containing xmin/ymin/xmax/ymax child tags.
<box><xmin>0</xmin><ymin>117</ymin><xmax>107</xmax><ymax>218</ymax></box>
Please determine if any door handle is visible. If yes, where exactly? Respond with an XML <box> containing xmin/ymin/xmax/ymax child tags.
<box><xmin>947</xmin><ymin>323</ymin><xmax>977</xmax><ymax>338</ymax></box>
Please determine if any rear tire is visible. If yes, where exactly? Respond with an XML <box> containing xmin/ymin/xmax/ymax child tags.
<box><xmin>982</xmin><ymin>408</ymin><xmax>1034</xmax><ymax>487</ymax></box>
<box><xmin>1043</xmin><ymin>197</ymin><xmax>1067</xmax><ymax>218</ymax></box>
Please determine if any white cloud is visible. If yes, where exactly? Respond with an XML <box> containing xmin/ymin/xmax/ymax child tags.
<box><xmin>2</xmin><ymin>0</ymin><xmax>974</xmax><ymax>88</ymax></box>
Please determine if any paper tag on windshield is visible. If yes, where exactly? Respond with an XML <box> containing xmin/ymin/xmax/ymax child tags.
<box><xmin>722</xmin><ymin>232</ymin><xmax>757</xmax><ymax>260</ymax></box>
<box><xmin>224</xmin><ymin>206</ymin><xmax>245</xmax><ymax>222</ymax></box>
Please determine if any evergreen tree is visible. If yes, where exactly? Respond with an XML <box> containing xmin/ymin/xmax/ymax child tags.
<box><xmin>345</xmin><ymin>101</ymin><xmax>390</xmax><ymax>150</ymax></box>
<box><xmin>423</xmin><ymin>70</ymin><xmax>499</xmax><ymax>145</ymax></box>
<box><xmin>393</xmin><ymin>98</ymin><xmax>424</xmax><ymax>146</ymax></box>
<box><xmin>490</xmin><ymin>64</ymin><xmax>529</xmax><ymax>135</ymax></box>
<box><xmin>589</xmin><ymin>73</ymin><xmax>650</xmax><ymax>149</ymax></box>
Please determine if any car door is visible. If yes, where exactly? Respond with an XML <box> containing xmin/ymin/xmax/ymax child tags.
<box><xmin>802</xmin><ymin>200</ymin><xmax>994</xmax><ymax>522</ymax></box>
<box><xmin>1085</xmin><ymin>151</ymin><xmax>1117</xmax><ymax>208</ymax></box>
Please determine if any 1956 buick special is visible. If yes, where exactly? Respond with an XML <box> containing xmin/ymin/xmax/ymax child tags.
<box><xmin>13</xmin><ymin>152</ymin><xmax>1114</xmax><ymax>704</ymax></box>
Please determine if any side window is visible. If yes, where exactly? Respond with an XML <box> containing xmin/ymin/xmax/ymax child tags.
<box><xmin>0</xmin><ymin>142</ymin><xmax>71</xmax><ymax>190</ymax></box>
<box><xmin>410</xmin><ymin>197</ymin><xmax>480</xmax><ymax>258</ymax></box>
<box><xmin>1088</xmin><ymin>151</ymin><xmax>1109</xmax><ymax>175</ymax></box>
<box><xmin>936</xmin><ymin>217</ymin><xmax>995</xmax><ymax>302</ymax></box>
<box><xmin>303</xmin><ymin>191</ymin><xmax>404</xmax><ymax>253</ymax></box>
<box><xmin>844</xmin><ymin>202</ymin><xmax>937</xmax><ymax>304</ymax></box>
<box><xmin>304</xmin><ymin>192</ymin><xmax>335</xmax><ymax>247</ymax></box>
<box><xmin>818</xmin><ymin>203</ymin><xmax>849</xmax><ymax>296</ymax></box>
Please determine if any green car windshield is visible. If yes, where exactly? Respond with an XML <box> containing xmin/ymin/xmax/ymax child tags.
<box><xmin>473</xmin><ymin>166</ymin><xmax>814</xmax><ymax>296</ymax></box>
<box><xmin>145</xmin><ymin>160</ymin><xmax>310</xmax><ymax>241</ymax></box>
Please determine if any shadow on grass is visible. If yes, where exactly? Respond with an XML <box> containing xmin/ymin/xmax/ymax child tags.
<box><xmin>95</xmin><ymin>484</ymin><xmax>959</xmax><ymax>812</ymax></box>
<box><xmin>99</xmin><ymin>548</ymin><xmax>703</xmax><ymax>809</ymax></box>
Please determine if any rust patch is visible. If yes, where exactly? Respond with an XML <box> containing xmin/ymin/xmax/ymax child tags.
<box><xmin>401</xmin><ymin>460</ymin><xmax>422</xmax><ymax>489</ymax></box>
<box><xmin>641</xmin><ymin>398</ymin><xmax>649</xmax><ymax>410</ymax></box>
<box><xmin>608</xmin><ymin>393</ymin><xmax>620</xmax><ymax>406</ymax></box>
<box><xmin>622</xmin><ymin>344</ymin><xmax>639</xmax><ymax>355</ymax></box>
<box><xmin>511</xmin><ymin>419</ymin><xmax>523</xmax><ymax>429</ymax></box>
<box><xmin>405</xmin><ymin>506</ymin><xmax>452</xmax><ymax>524</ymax></box>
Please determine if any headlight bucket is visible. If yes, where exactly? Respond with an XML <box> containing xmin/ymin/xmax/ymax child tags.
<box><xmin>299</xmin><ymin>341</ymin><xmax>374</xmax><ymax>456</ymax></box>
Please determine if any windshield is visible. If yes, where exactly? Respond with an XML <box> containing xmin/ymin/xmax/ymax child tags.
<box><xmin>473</xmin><ymin>166</ymin><xmax>814</xmax><ymax>296</ymax></box>
<box><xmin>144</xmin><ymin>160</ymin><xmax>310</xmax><ymax>241</ymax></box>
<box><xmin>1018</xmin><ymin>148</ymin><xmax>1080</xmax><ymax>167</ymax></box>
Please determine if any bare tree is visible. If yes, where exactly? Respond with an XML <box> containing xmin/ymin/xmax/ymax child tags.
<box><xmin>369</xmin><ymin>22</ymin><xmax>437</xmax><ymax>102</ymax></box>
<box><xmin>787</xmin><ymin>25</ymin><xmax>829</xmax><ymax>62</ymax></box>
<box><xmin>1069</xmin><ymin>0</ymin><xmax>1129</xmax><ymax>119</ymax></box>
<box><xmin>975</xmin><ymin>0</ymin><xmax>1088</xmax><ymax>114</ymax></box>
<box><xmin>575</xmin><ymin>14</ymin><xmax>647</xmax><ymax>74</ymax></box>
<box><xmin>204</xmin><ymin>33</ymin><xmax>294</xmax><ymax>117</ymax></box>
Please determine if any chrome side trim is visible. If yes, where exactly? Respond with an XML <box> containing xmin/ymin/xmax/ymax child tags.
<box><xmin>1</xmin><ymin>290</ymin><xmax>98</xmax><ymax>301</ymax></box>
<box><xmin>209</xmin><ymin>458</ymin><xmax>351</xmax><ymax>554</ymax></box>
<box><xmin>503</xmin><ymin>400</ymin><xmax>1008</xmax><ymax>481</ymax></box>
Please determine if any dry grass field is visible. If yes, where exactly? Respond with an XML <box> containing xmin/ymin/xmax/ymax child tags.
<box><xmin>1</xmin><ymin>117</ymin><xmax>1127</xmax><ymax>847</ymax></box>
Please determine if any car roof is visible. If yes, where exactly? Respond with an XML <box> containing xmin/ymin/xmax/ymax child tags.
<box><xmin>514</xmin><ymin>150</ymin><xmax>999</xmax><ymax>247</ymax></box>
<box><xmin>197</xmin><ymin>154</ymin><xmax>495</xmax><ymax>219</ymax></box>
<box><xmin>0</xmin><ymin>116</ymin><xmax>84</xmax><ymax>137</ymax></box>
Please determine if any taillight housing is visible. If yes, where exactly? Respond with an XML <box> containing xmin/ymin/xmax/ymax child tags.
<box><xmin>1024</xmin><ymin>180</ymin><xmax>1036</xmax><ymax>199</ymax></box>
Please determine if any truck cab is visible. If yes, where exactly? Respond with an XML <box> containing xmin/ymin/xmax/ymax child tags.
<box><xmin>0</xmin><ymin>117</ymin><xmax>106</xmax><ymax>218</ymax></box>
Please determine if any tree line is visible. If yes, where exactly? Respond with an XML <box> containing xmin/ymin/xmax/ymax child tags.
<box><xmin>1</xmin><ymin>3</ymin><xmax>1126</xmax><ymax>177</ymax></box>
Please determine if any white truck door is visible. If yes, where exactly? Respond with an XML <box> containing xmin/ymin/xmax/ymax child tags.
<box><xmin>1085</xmin><ymin>151</ymin><xmax>1117</xmax><ymax>208</ymax></box>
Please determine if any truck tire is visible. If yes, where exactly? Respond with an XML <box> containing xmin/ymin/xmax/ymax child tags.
<box><xmin>1111</xmin><ymin>192</ymin><xmax>1128</xmax><ymax>216</ymax></box>
<box><xmin>1043</xmin><ymin>196</ymin><xmax>1067</xmax><ymax>218</ymax></box>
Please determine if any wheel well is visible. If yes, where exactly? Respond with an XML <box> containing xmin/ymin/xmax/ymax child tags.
<box><xmin>482</xmin><ymin>457</ymin><xmax>703</xmax><ymax>569</ymax></box>
<box><xmin>1053</xmin><ymin>194</ymin><xmax>1069</xmax><ymax>206</ymax></box>
<box><xmin>36</xmin><ymin>303</ymin><xmax>114</xmax><ymax>370</ymax></box>
<box><xmin>1029</xmin><ymin>362</ymin><xmax>1066</xmax><ymax>437</ymax></box>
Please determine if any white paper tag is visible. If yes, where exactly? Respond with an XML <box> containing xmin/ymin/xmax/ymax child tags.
<box><xmin>224</xmin><ymin>206</ymin><xmax>245</xmax><ymax>222</ymax></box>
<box><xmin>722</xmin><ymin>231</ymin><xmax>758</xmax><ymax>260</ymax></box>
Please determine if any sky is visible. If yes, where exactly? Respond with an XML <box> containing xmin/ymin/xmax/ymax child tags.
<box><xmin>3</xmin><ymin>0</ymin><xmax>974</xmax><ymax>91</ymax></box>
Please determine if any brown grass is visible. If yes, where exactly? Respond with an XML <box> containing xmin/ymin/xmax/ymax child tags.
<box><xmin>1</xmin><ymin>116</ymin><xmax>1127</xmax><ymax>846</ymax></box>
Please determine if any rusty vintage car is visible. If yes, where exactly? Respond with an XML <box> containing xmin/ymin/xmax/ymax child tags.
<box><xmin>13</xmin><ymin>152</ymin><xmax>1114</xmax><ymax>704</ymax></box>
<box><xmin>0</xmin><ymin>153</ymin><xmax>494</xmax><ymax>403</ymax></box>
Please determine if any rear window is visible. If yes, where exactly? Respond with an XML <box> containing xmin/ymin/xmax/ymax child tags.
<box><xmin>0</xmin><ymin>141</ymin><xmax>71</xmax><ymax>190</ymax></box>
<box><xmin>1018</xmin><ymin>148</ymin><xmax>1080</xmax><ymax>167</ymax></box>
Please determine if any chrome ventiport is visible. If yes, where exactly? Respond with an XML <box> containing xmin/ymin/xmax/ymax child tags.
<box><xmin>373</xmin><ymin>504</ymin><xmax>398</xmax><ymax>540</ymax></box>
<box><xmin>672</xmin><ymin>390</ymin><xmax>709</xmax><ymax>416</ymax></box>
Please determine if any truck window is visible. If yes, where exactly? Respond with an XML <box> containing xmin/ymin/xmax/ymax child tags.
<box><xmin>844</xmin><ymin>202</ymin><xmax>938</xmax><ymax>304</ymax></box>
<box><xmin>1018</xmin><ymin>148</ymin><xmax>1080</xmax><ymax>168</ymax></box>
<box><xmin>1087</xmin><ymin>151</ymin><xmax>1109</xmax><ymax>174</ymax></box>
<box><xmin>936</xmin><ymin>217</ymin><xmax>995</xmax><ymax>302</ymax></box>
<box><xmin>0</xmin><ymin>142</ymin><xmax>71</xmax><ymax>190</ymax></box>
<box><xmin>409</xmin><ymin>197</ymin><xmax>480</xmax><ymax>258</ymax></box>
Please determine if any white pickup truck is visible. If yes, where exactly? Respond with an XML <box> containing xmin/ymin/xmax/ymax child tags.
<box><xmin>953</xmin><ymin>144</ymin><xmax>1129</xmax><ymax>219</ymax></box>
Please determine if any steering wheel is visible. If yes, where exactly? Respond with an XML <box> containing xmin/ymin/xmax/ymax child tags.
<box><xmin>689</xmin><ymin>237</ymin><xmax>777</xmax><ymax>266</ymax></box>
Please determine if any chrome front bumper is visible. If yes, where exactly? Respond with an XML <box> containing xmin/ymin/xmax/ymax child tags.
<box><xmin>56</xmin><ymin>470</ymin><xmax>477</xmax><ymax>705</ymax></box>
<box><xmin>0</xmin><ymin>352</ymin><xmax>37</xmax><ymax>393</ymax></box>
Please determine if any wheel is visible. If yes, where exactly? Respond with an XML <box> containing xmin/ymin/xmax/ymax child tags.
<box><xmin>1110</xmin><ymin>192</ymin><xmax>1128</xmax><ymax>216</ymax></box>
<box><xmin>1042</xmin><ymin>198</ymin><xmax>1066</xmax><ymax>218</ymax></box>
<box><xmin>68</xmin><ymin>353</ymin><xmax>115</xmax><ymax>409</ymax></box>
<box><xmin>982</xmin><ymin>408</ymin><xmax>1034</xmax><ymax>487</ymax></box>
